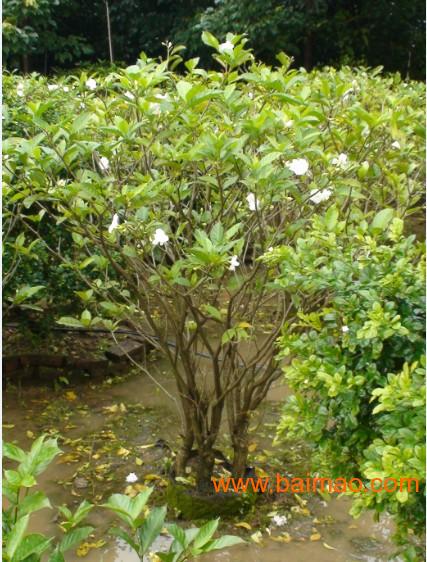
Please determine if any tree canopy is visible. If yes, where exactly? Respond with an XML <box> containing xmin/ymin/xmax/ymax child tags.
<box><xmin>3</xmin><ymin>0</ymin><xmax>425</xmax><ymax>79</ymax></box>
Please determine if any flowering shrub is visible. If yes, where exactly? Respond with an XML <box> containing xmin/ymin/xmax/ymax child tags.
<box><xmin>268</xmin><ymin>216</ymin><xmax>425</xmax><ymax>555</ymax></box>
<box><xmin>3</xmin><ymin>33</ymin><xmax>425</xmax><ymax>489</ymax></box>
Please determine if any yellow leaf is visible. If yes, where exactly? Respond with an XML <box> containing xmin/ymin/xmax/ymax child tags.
<box><xmin>235</xmin><ymin>522</ymin><xmax>252</xmax><ymax>530</ymax></box>
<box><xmin>250</xmin><ymin>531</ymin><xmax>263</xmax><ymax>544</ymax></box>
<box><xmin>255</xmin><ymin>467</ymin><xmax>269</xmax><ymax>478</ymax></box>
<box><xmin>323</xmin><ymin>542</ymin><xmax>337</xmax><ymax>550</ymax></box>
<box><xmin>77</xmin><ymin>540</ymin><xmax>105</xmax><ymax>557</ymax></box>
<box><xmin>271</xmin><ymin>533</ymin><xmax>292</xmax><ymax>543</ymax></box>
<box><xmin>310</xmin><ymin>533</ymin><xmax>321</xmax><ymax>541</ymax></box>
<box><xmin>248</xmin><ymin>443</ymin><xmax>257</xmax><ymax>453</ymax></box>
<box><xmin>139</xmin><ymin>443</ymin><xmax>155</xmax><ymax>450</ymax></box>
<box><xmin>237</xmin><ymin>322</ymin><xmax>252</xmax><ymax>329</ymax></box>
<box><xmin>135</xmin><ymin>457</ymin><xmax>144</xmax><ymax>466</ymax></box>
<box><xmin>119</xmin><ymin>403</ymin><xmax>127</xmax><ymax>412</ymax></box>
<box><xmin>58</xmin><ymin>454</ymin><xmax>79</xmax><ymax>464</ymax></box>
<box><xmin>3</xmin><ymin>424</ymin><xmax>15</xmax><ymax>429</ymax></box>
<box><xmin>26</xmin><ymin>431</ymin><xmax>35</xmax><ymax>439</ymax></box>
<box><xmin>65</xmin><ymin>391</ymin><xmax>77</xmax><ymax>401</ymax></box>
<box><xmin>125</xmin><ymin>485</ymin><xmax>138</xmax><ymax>497</ymax></box>
<box><xmin>103</xmin><ymin>404</ymin><xmax>119</xmax><ymax>414</ymax></box>
<box><xmin>144</xmin><ymin>474</ymin><xmax>161</xmax><ymax>481</ymax></box>
<box><xmin>117</xmin><ymin>447</ymin><xmax>130</xmax><ymax>457</ymax></box>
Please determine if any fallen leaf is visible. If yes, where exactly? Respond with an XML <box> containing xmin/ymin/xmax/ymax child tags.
<box><xmin>271</xmin><ymin>533</ymin><xmax>292</xmax><ymax>543</ymax></box>
<box><xmin>310</xmin><ymin>533</ymin><xmax>321</xmax><ymax>541</ymax></box>
<box><xmin>139</xmin><ymin>443</ymin><xmax>155</xmax><ymax>450</ymax></box>
<box><xmin>117</xmin><ymin>447</ymin><xmax>130</xmax><ymax>457</ymax></box>
<box><xmin>144</xmin><ymin>474</ymin><xmax>161</xmax><ymax>481</ymax></box>
<box><xmin>65</xmin><ymin>391</ymin><xmax>77</xmax><ymax>401</ymax></box>
<box><xmin>135</xmin><ymin>457</ymin><xmax>143</xmax><ymax>466</ymax></box>
<box><xmin>57</xmin><ymin>454</ymin><xmax>80</xmax><ymax>464</ymax></box>
<box><xmin>26</xmin><ymin>431</ymin><xmax>35</xmax><ymax>439</ymax></box>
<box><xmin>3</xmin><ymin>424</ymin><xmax>15</xmax><ymax>429</ymax></box>
<box><xmin>255</xmin><ymin>467</ymin><xmax>269</xmax><ymax>478</ymax></box>
<box><xmin>323</xmin><ymin>542</ymin><xmax>337</xmax><ymax>550</ymax></box>
<box><xmin>235</xmin><ymin>522</ymin><xmax>252</xmax><ymax>530</ymax></box>
<box><xmin>77</xmin><ymin>540</ymin><xmax>106</xmax><ymax>557</ymax></box>
<box><xmin>250</xmin><ymin>531</ymin><xmax>263</xmax><ymax>544</ymax></box>
<box><xmin>248</xmin><ymin>443</ymin><xmax>257</xmax><ymax>453</ymax></box>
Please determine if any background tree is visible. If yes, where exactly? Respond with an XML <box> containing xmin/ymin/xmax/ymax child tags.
<box><xmin>3</xmin><ymin>0</ymin><xmax>425</xmax><ymax>78</ymax></box>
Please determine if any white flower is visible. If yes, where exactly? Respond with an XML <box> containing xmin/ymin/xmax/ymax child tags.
<box><xmin>246</xmin><ymin>192</ymin><xmax>260</xmax><ymax>212</ymax></box>
<box><xmin>99</xmin><ymin>156</ymin><xmax>110</xmax><ymax>172</ymax></box>
<box><xmin>126</xmin><ymin>472</ymin><xmax>138</xmax><ymax>483</ymax></box>
<box><xmin>286</xmin><ymin>158</ymin><xmax>309</xmax><ymax>176</ymax></box>
<box><xmin>391</xmin><ymin>140</ymin><xmax>401</xmax><ymax>149</ymax></box>
<box><xmin>218</xmin><ymin>40</ymin><xmax>234</xmax><ymax>55</ymax></box>
<box><xmin>17</xmin><ymin>84</ymin><xmax>24</xmax><ymax>97</ymax></box>
<box><xmin>108</xmin><ymin>213</ymin><xmax>120</xmax><ymax>233</ymax></box>
<box><xmin>152</xmin><ymin>228</ymin><xmax>169</xmax><ymax>246</ymax></box>
<box><xmin>124</xmin><ymin>91</ymin><xmax>134</xmax><ymax>100</ymax></box>
<box><xmin>342</xmin><ymin>325</ymin><xmax>349</xmax><ymax>333</ymax></box>
<box><xmin>248</xmin><ymin>92</ymin><xmax>254</xmax><ymax>100</ymax></box>
<box><xmin>63</xmin><ymin>86</ymin><xmax>69</xmax><ymax>92</ymax></box>
<box><xmin>342</xmin><ymin>87</ymin><xmax>353</xmax><ymax>102</ymax></box>
<box><xmin>309</xmin><ymin>188</ymin><xmax>332</xmax><ymax>204</ymax></box>
<box><xmin>150</xmin><ymin>102</ymin><xmax>161</xmax><ymax>115</ymax></box>
<box><xmin>331</xmin><ymin>153</ymin><xmax>348</xmax><ymax>168</ymax></box>
<box><xmin>79</xmin><ymin>102</ymin><xmax>86</xmax><ymax>109</ymax></box>
<box><xmin>47</xmin><ymin>84</ymin><xmax>59</xmax><ymax>92</ymax></box>
<box><xmin>272</xmin><ymin>515</ymin><xmax>287</xmax><ymax>527</ymax></box>
<box><xmin>156</xmin><ymin>93</ymin><xmax>169</xmax><ymax>101</ymax></box>
<box><xmin>284</xmin><ymin>119</ymin><xmax>294</xmax><ymax>128</ymax></box>
<box><xmin>85</xmin><ymin>78</ymin><xmax>97</xmax><ymax>90</ymax></box>
<box><xmin>57</xmin><ymin>179</ymin><xmax>66</xmax><ymax>187</ymax></box>
<box><xmin>229</xmin><ymin>255</ymin><xmax>240</xmax><ymax>271</ymax></box>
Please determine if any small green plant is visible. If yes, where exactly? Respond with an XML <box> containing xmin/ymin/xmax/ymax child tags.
<box><xmin>2</xmin><ymin>435</ymin><xmax>94</xmax><ymax>562</ymax></box>
<box><xmin>103</xmin><ymin>490</ymin><xmax>243</xmax><ymax>561</ymax></box>
<box><xmin>3</xmin><ymin>436</ymin><xmax>244</xmax><ymax>561</ymax></box>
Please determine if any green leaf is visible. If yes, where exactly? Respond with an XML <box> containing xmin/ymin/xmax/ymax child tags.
<box><xmin>176</xmin><ymin>81</ymin><xmax>192</xmax><ymax>102</ymax></box>
<box><xmin>138</xmin><ymin>506</ymin><xmax>167</xmax><ymax>554</ymax></box>
<box><xmin>59</xmin><ymin>526</ymin><xmax>94</xmax><ymax>552</ymax></box>
<box><xmin>3</xmin><ymin>442</ymin><xmax>26</xmax><ymax>463</ymax></box>
<box><xmin>109</xmin><ymin>527</ymin><xmax>139</xmax><ymax>553</ymax></box>
<box><xmin>5</xmin><ymin>514</ymin><xmax>30</xmax><ymax>559</ymax></box>
<box><xmin>206</xmin><ymin>535</ymin><xmax>244</xmax><ymax>551</ymax></box>
<box><xmin>192</xmin><ymin>519</ymin><xmax>219</xmax><ymax>550</ymax></box>
<box><xmin>57</xmin><ymin>316</ymin><xmax>83</xmax><ymax>328</ymax></box>
<box><xmin>13</xmin><ymin>533</ymin><xmax>52</xmax><ymax>561</ymax></box>
<box><xmin>18</xmin><ymin>491</ymin><xmax>51</xmax><ymax>517</ymax></box>
<box><xmin>371</xmin><ymin>208</ymin><xmax>394</xmax><ymax>231</ymax></box>
<box><xmin>103</xmin><ymin>489</ymin><xmax>153</xmax><ymax>528</ymax></box>
<box><xmin>201</xmin><ymin>31</ymin><xmax>219</xmax><ymax>50</ymax></box>
<box><xmin>21</xmin><ymin>435</ymin><xmax>61</xmax><ymax>477</ymax></box>
<box><xmin>324</xmin><ymin>206</ymin><xmax>339</xmax><ymax>231</ymax></box>
<box><xmin>48</xmin><ymin>549</ymin><xmax>66</xmax><ymax>562</ymax></box>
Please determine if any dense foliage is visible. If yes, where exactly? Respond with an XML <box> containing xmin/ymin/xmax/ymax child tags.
<box><xmin>270</xmin><ymin>218</ymin><xmax>425</xmax><ymax>556</ymax></box>
<box><xmin>3</xmin><ymin>34</ymin><xmax>426</xmax><ymax>495</ymax></box>
<box><xmin>2</xmin><ymin>436</ymin><xmax>242</xmax><ymax>561</ymax></box>
<box><xmin>2</xmin><ymin>0</ymin><xmax>425</xmax><ymax>79</ymax></box>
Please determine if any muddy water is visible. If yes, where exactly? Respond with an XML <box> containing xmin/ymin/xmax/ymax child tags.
<box><xmin>3</xmin><ymin>360</ymin><xmax>402</xmax><ymax>562</ymax></box>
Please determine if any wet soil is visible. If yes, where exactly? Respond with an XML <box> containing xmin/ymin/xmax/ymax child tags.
<box><xmin>3</xmin><ymin>355</ymin><xmax>404</xmax><ymax>562</ymax></box>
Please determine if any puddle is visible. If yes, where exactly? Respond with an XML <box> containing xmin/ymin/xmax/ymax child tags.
<box><xmin>3</xmin><ymin>357</ymin><xmax>404</xmax><ymax>562</ymax></box>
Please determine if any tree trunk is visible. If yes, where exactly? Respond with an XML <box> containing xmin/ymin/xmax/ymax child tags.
<box><xmin>175</xmin><ymin>429</ymin><xmax>194</xmax><ymax>476</ymax></box>
<box><xmin>231</xmin><ymin>415</ymin><xmax>250</xmax><ymax>477</ymax></box>
<box><xmin>22</xmin><ymin>54</ymin><xmax>30</xmax><ymax>74</ymax></box>
<box><xmin>195</xmin><ymin>446</ymin><xmax>215</xmax><ymax>492</ymax></box>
